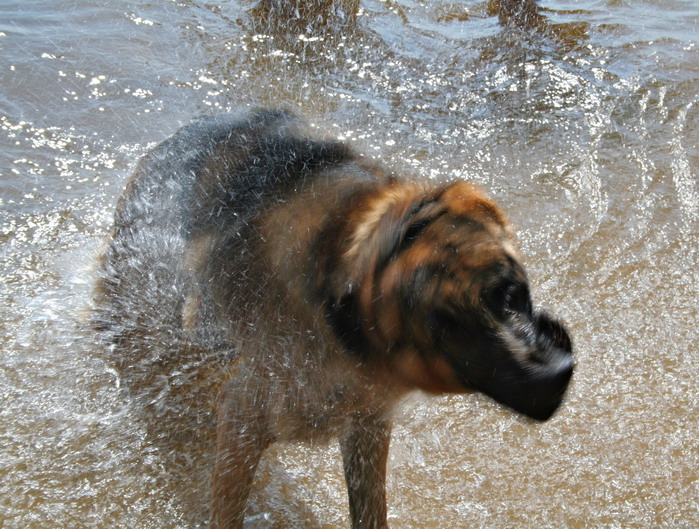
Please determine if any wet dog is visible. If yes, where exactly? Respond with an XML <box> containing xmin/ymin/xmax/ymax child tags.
<box><xmin>94</xmin><ymin>109</ymin><xmax>573</xmax><ymax>529</ymax></box>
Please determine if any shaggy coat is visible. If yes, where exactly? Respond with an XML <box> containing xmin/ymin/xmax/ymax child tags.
<box><xmin>95</xmin><ymin>109</ymin><xmax>573</xmax><ymax>529</ymax></box>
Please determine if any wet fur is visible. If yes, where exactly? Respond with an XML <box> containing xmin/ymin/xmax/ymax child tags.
<box><xmin>95</xmin><ymin>109</ymin><xmax>572</xmax><ymax>529</ymax></box>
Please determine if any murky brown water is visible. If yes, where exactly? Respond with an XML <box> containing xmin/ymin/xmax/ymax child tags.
<box><xmin>1</xmin><ymin>1</ymin><xmax>697</xmax><ymax>528</ymax></box>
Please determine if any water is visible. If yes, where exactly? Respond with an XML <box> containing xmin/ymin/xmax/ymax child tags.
<box><xmin>1</xmin><ymin>1</ymin><xmax>697</xmax><ymax>527</ymax></box>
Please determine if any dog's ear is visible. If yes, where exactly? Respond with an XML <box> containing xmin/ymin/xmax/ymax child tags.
<box><xmin>439</xmin><ymin>181</ymin><xmax>509</xmax><ymax>227</ymax></box>
<box><xmin>374</xmin><ymin>194</ymin><xmax>448</xmax><ymax>269</ymax></box>
<box><xmin>329</xmin><ymin>185</ymin><xmax>451</xmax><ymax>355</ymax></box>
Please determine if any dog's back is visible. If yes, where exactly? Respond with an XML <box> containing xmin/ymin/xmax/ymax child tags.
<box><xmin>96</xmin><ymin>109</ymin><xmax>351</xmax><ymax>341</ymax></box>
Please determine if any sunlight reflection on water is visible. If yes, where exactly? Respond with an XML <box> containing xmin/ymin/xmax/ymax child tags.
<box><xmin>0</xmin><ymin>1</ymin><xmax>697</xmax><ymax>528</ymax></box>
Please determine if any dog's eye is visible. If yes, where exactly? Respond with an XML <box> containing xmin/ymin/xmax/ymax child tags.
<box><xmin>483</xmin><ymin>282</ymin><xmax>531</xmax><ymax>318</ymax></box>
<box><xmin>504</xmin><ymin>283</ymin><xmax>531</xmax><ymax>315</ymax></box>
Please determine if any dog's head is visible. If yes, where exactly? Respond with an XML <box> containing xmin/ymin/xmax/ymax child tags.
<box><xmin>322</xmin><ymin>181</ymin><xmax>573</xmax><ymax>421</ymax></box>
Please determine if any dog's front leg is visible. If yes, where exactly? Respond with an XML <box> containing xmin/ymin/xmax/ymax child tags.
<box><xmin>340</xmin><ymin>414</ymin><xmax>392</xmax><ymax>529</ymax></box>
<box><xmin>210</xmin><ymin>381</ymin><xmax>270</xmax><ymax>529</ymax></box>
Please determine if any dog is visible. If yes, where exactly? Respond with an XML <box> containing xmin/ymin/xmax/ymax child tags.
<box><xmin>94</xmin><ymin>109</ymin><xmax>573</xmax><ymax>529</ymax></box>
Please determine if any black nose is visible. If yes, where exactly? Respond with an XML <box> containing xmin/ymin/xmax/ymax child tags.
<box><xmin>525</xmin><ymin>354</ymin><xmax>574</xmax><ymax>421</ymax></box>
<box><xmin>481</xmin><ymin>350</ymin><xmax>574</xmax><ymax>422</ymax></box>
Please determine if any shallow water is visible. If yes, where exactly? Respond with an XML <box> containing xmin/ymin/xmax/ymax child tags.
<box><xmin>1</xmin><ymin>1</ymin><xmax>697</xmax><ymax>528</ymax></box>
